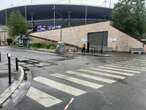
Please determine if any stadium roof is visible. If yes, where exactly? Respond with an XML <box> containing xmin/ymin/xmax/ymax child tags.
<box><xmin>0</xmin><ymin>0</ymin><xmax>118</xmax><ymax>10</ymax></box>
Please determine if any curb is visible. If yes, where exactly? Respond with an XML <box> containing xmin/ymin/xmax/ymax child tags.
<box><xmin>0</xmin><ymin>66</ymin><xmax>25</xmax><ymax>108</ymax></box>
<box><xmin>67</xmin><ymin>52</ymin><xmax>112</xmax><ymax>57</ymax></box>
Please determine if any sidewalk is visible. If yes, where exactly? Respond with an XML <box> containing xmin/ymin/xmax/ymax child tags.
<box><xmin>0</xmin><ymin>64</ymin><xmax>16</xmax><ymax>95</ymax></box>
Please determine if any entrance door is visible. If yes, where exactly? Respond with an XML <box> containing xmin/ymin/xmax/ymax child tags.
<box><xmin>88</xmin><ymin>31</ymin><xmax>108</xmax><ymax>53</ymax></box>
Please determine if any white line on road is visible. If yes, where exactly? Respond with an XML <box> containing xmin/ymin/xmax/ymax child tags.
<box><xmin>78</xmin><ymin>69</ymin><xmax>125</xmax><ymax>79</ymax></box>
<box><xmin>51</xmin><ymin>73</ymin><xmax>103</xmax><ymax>89</ymax></box>
<box><xmin>106</xmin><ymin>64</ymin><xmax>146</xmax><ymax>71</ymax></box>
<box><xmin>64</xmin><ymin>98</ymin><xmax>74</xmax><ymax>110</ymax></box>
<box><xmin>26</xmin><ymin>87</ymin><xmax>62</xmax><ymax>108</ymax></box>
<box><xmin>98</xmin><ymin>66</ymin><xmax>140</xmax><ymax>74</ymax></box>
<box><xmin>89</xmin><ymin>67</ymin><xmax>134</xmax><ymax>76</ymax></box>
<box><xmin>34</xmin><ymin>76</ymin><xmax>86</xmax><ymax>96</ymax></box>
<box><xmin>66</xmin><ymin>71</ymin><xmax>116</xmax><ymax>84</ymax></box>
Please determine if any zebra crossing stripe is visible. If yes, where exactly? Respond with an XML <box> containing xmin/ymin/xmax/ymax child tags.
<box><xmin>98</xmin><ymin>66</ymin><xmax>140</xmax><ymax>74</ymax></box>
<box><xmin>51</xmin><ymin>73</ymin><xmax>103</xmax><ymax>89</ymax></box>
<box><xmin>26</xmin><ymin>87</ymin><xmax>62</xmax><ymax>108</ymax></box>
<box><xmin>78</xmin><ymin>69</ymin><xmax>125</xmax><ymax>79</ymax></box>
<box><xmin>34</xmin><ymin>76</ymin><xmax>86</xmax><ymax>96</ymax></box>
<box><xmin>107</xmin><ymin>64</ymin><xmax>145</xmax><ymax>71</ymax></box>
<box><xmin>66</xmin><ymin>71</ymin><xmax>116</xmax><ymax>84</ymax></box>
<box><xmin>89</xmin><ymin>67</ymin><xmax>134</xmax><ymax>76</ymax></box>
<box><xmin>110</xmin><ymin>63</ymin><xmax>146</xmax><ymax>70</ymax></box>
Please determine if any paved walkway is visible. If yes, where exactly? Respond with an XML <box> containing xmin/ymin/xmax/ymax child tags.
<box><xmin>0</xmin><ymin>63</ymin><xmax>16</xmax><ymax>94</ymax></box>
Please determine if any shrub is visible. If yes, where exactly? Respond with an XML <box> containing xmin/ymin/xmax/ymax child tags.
<box><xmin>30</xmin><ymin>43</ymin><xmax>56</xmax><ymax>49</ymax></box>
<box><xmin>46</xmin><ymin>44</ymin><xmax>56</xmax><ymax>49</ymax></box>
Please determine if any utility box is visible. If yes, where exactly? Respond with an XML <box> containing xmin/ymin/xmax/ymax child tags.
<box><xmin>56</xmin><ymin>42</ymin><xmax>65</xmax><ymax>54</ymax></box>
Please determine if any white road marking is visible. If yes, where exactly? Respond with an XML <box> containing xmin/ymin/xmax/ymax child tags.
<box><xmin>89</xmin><ymin>67</ymin><xmax>134</xmax><ymax>76</ymax></box>
<box><xmin>51</xmin><ymin>73</ymin><xmax>103</xmax><ymax>89</ymax></box>
<box><xmin>98</xmin><ymin>66</ymin><xmax>140</xmax><ymax>74</ymax></box>
<box><xmin>26</xmin><ymin>87</ymin><xmax>62</xmax><ymax>108</ymax></box>
<box><xmin>64</xmin><ymin>98</ymin><xmax>74</xmax><ymax>110</ymax></box>
<box><xmin>110</xmin><ymin>63</ymin><xmax>146</xmax><ymax>70</ymax></box>
<box><xmin>106</xmin><ymin>64</ymin><xmax>145</xmax><ymax>71</ymax></box>
<box><xmin>78</xmin><ymin>69</ymin><xmax>125</xmax><ymax>79</ymax></box>
<box><xmin>34</xmin><ymin>76</ymin><xmax>86</xmax><ymax>96</ymax></box>
<box><xmin>66</xmin><ymin>71</ymin><xmax>116</xmax><ymax>84</ymax></box>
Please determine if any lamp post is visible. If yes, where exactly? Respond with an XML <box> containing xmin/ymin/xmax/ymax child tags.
<box><xmin>85</xmin><ymin>6</ymin><xmax>88</xmax><ymax>24</ymax></box>
<box><xmin>5</xmin><ymin>9</ymin><xmax>7</xmax><ymax>25</ymax></box>
<box><xmin>53</xmin><ymin>0</ymin><xmax>56</xmax><ymax>27</ymax></box>
<box><xmin>60</xmin><ymin>28</ymin><xmax>62</xmax><ymax>42</ymax></box>
<box><xmin>68</xmin><ymin>11</ymin><xmax>71</xmax><ymax>27</ymax></box>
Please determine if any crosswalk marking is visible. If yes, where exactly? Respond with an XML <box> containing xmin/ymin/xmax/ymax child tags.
<box><xmin>110</xmin><ymin>63</ymin><xmax>146</xmax><ymax>69</ymax></box>
<box><xmin>66</xmin><ymin>71</ymin><xmax>116</xmax><ymax>84</ymax></box>
<box><xmin>34</xmin><ymin>76</ymin><xmax>86</xmax><ymax>96</ymax></box>
<box><xmin>78</xmin><ymin>69</ymin><xmax>125</xmax><ymax>79</ymax></box>
<box><xmin>105</xmin><ymin>64</ymin><xmax>139</xmax><ymax>70</ymax></box>
<box><xmin>89</xmin><ymin>67</ymin><xmax>134</xmax><ymax>76</ymax></box>
<box><xmin>51</xmin><ymin>73</ymin><xmax>103</xmax><ymax>89</ymax></box>
<box><xmin>98</xmin><ymin>66</ymin><xmax>140</xmax><ymax>74</ymax></box>
<box><xmin>107</xmin><ymin>64</ymin><xmax>146</xmax><ymax>71</ymax></box>
<box><xmin>26</xmin><ymin>87</ymin><xmax>62</xmax><ymax>108</ymax></box>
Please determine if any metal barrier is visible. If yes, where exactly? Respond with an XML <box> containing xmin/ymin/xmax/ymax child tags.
<box><xmin>130</xmin><ymin>48</ymin><xmax>144</xmax><ymax>54</ymax></box>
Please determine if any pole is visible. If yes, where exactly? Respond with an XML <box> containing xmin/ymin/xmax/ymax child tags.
<box><xmin>109</xmin><ymin>0</ymin><xmax>111</xmax><ymax>8</ymax></box>
<box><xmin>24</xmin><ymin>5</ymin><xmax>27</xmax><ymax>20</ymax></box>
<box><xmin>53</xmin><ymin>1</ymin><xmax>56</xmax><ymax>27</ymax></box>
<box><xmin>60</xmin><ymin>28</ymin><xmax>62</xmax><ymax>41</ymax></box>
<box><xmin>5</xmin><ymin>9</ymin><xmax>7</xmax><ymax>25</ymax></box>
<box><xmin>7</xmin><ymin>54</ymin><xmax>11</xmax><ymax>85</ymax></box>
<box><xmin>31</xmin><ymin>14</ymin><xmax>34</xmax><ymax>30</ymax></box>
<box><xmin>101</xmin><ymin>31</ymin><xmax>105</xmax><ymax>54</ymax></box>
<box><xmin>68</xmin><ymin>11</ymin><xmax>71</xmax><ymax>27</ymax></box>
<box><xmin>15</xmin><ymin>57</ymin><xmax>19</xmax><ymax>71</ymax></box>
<box><xmin>0</xmin><ymin>52</ymin><xmax>1</xmax><ymax>62</ymax></box>
<box><xmin>85</xmin><ymin>6</ymin><xmax>88</xmax><ymax>24</ymax></box>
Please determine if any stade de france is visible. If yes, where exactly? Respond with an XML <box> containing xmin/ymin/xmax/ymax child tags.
<box><xmin>0</xmin><ymin>1</ymin><xmax>146</xmax><ymax>53</ymax></box>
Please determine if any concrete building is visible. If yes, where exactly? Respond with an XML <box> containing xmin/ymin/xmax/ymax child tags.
<box><xmin>30</xmin><ymin>21</ymin><xmax>144</xmax><ymax>52</ymax></box>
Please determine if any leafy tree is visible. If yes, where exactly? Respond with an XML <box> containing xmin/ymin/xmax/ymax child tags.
<box><xmin>7</xmin><ymin>10</ymin><xmax>28</xmax><ymax>38</ymax></box>
<box><xmin>112</xmin><ymin>0</ymin><xmax>146</xmax><ymax>38</ymax></box>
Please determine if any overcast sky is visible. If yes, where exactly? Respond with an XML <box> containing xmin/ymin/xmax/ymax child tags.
<box><xmin>0</xmin><ymin>0</ymin><xmax>118</xmax><ymax>10</ymax></box>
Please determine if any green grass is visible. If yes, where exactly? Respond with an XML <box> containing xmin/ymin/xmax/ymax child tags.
<box><xmin>30</xmin><ymin>43</ymin><xmax>56</xmax><ymax>49</ymax></box>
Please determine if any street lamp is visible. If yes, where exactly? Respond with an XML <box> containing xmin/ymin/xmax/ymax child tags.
<box><xmin>53</xmin><ymin>0</ymin><xmax>56</xmax><ymax>27</ymax></box>
<box><xmin>5</xmin><ymin>9</ymin><xmax>7</xmax><ymax>25</ymax></box>
<box><xmin>68</xmin><ymin>11</ymin><xmax>71</xmax><ymax>27</ymax></box>
<box><xmin>24</xmin><ymin>5</ymin><xmax>27</xmax><ymax>21</ymax></box>
<box><xmin>85</xmin><ymin>6</ymin><xmax>88</xmax><ymax>24</ymax></box>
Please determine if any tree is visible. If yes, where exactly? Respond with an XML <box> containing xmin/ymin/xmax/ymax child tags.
<box><xmin>7</xmin><ymin>10</ymin><xmax>28</xmax><ymax>38</ymax></box>
<box><xmin>112</xmin><ymin>0</ymin><xmax>146</xmax><ymax>38</ymax></box>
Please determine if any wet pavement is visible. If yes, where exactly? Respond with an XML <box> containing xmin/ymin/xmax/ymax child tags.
<box><xmin>0</xmin><ymin>47</ymin><xmax>146</xmax><ymax>110</ymax></box>
<box><xmin>0</xmin><ymin>61</ymin><xmax>17</xmax><ymax>94</ymax></box>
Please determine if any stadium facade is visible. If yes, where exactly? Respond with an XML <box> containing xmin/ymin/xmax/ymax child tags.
<box><xmin>0</xmin><ymin>4</ymin><xmax>112</xmax><ymax>30</ymax></box>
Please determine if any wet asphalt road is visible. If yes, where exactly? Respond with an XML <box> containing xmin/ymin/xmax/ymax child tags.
<box><xmin>0</xmin><ymin>47</ymin><xmax>146</xmax><ymax>110</ymax></box>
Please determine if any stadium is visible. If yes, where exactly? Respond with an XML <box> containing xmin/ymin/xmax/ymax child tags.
<box><xmin>0</xmin><ymin>4</ymin><xmax>112</xmax><ymax>30</ymax></box>
<box><xmin>0</xmin><ymin>1</ymin><xmax>144</xmax><ymax>53</ymax></box>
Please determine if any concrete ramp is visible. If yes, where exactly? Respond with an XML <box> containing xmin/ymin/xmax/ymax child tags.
<box><xmin>30</xmin><ymin>21</ymin><xmax>144</xmax><ymax>52</ymax></box>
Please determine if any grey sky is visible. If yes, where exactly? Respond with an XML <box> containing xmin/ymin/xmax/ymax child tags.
<box><xmin>0</xmin><ymin>0</ymin><xmax>118</xmax><ymax>10</ymax></box>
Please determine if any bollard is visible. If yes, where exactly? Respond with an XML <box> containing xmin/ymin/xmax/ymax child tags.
<box><xmin>15</xmin><ymin>58</ymin><xmax>19</xmax><ymax>71</ymax></box>
<box><xmin>0</xmin><ymin>52</ymin><xmax>1</xmax><ymax>62</ymax></box>
<box><xmin>7</xmin><ymin>54</ymin><xmax>11</xmax><ymax>85</ymax></box>
<box><xmin>24</xmin><ymin>72</ymin><xmax>27</xmax><ymax>80</ymax></box>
